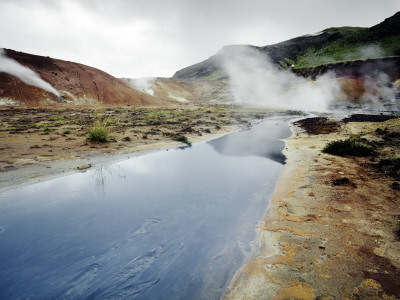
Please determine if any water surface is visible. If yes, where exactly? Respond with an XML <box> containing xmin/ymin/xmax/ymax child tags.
<box><xmin>0</xmin><ymin>119</ymin><xmax>290</xmax><ymax>299</ymax></box>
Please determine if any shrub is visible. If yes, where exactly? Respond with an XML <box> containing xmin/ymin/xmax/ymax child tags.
<box><xmin>172</xmin><ymin>135</ymin><xmax>192</xmax><ymax>146</ymax></box>
<box><xmin>322</xmin><ymin>138</ymin><xmax>374</xmax><ymax>157</ymax></box>
<box><xmin>63</xmin><ymin>129</ymin><xmax>71</xmax><ymax>134</ymax></box>
<box><xmin>87</xmin><ymin>126</ymin><xmax>110</xmax><ymax>142</ymax></box>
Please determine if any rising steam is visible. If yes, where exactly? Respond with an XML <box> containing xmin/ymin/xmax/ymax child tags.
<box><xmin>126</xmin><ymin>77</ymin><xmax>154</xmax><ymax>95</ymax></box>
<box><xmin>0</xmin><ymin>49</ymin><xmax>60</xmax><ymax>97</ymax></box>
<box><xmin>218</xmin><ymin>46</ymin><xmax>342</xmax><ymax>111</ymax></box>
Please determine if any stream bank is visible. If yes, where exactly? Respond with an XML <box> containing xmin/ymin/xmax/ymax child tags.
<box><xmin>0</xmin><ymin>106</ymin><xmax>298</xmax><ymax>192</ymax></box>
<box><xmin>224</xmin><ymin>116</ymin><xmax>400</xmax><ymax>299</ymax></box>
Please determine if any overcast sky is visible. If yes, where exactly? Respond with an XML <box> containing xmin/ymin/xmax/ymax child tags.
<box><xmin>0</xmin><ymin>0</ymin><xmax>399</xmax><ymax>78</ymax></box>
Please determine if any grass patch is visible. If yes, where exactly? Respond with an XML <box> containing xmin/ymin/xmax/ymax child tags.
<box><xmin>43</xmin><ymin>124</ymin><xmax>51</xmax><ymax>132</ymax></box>
<box><xmin>49</xmin><ymin>116</ymin><xmax>64</xmax><ymax>121</ymax></box>
<box><xmin>172</xmin><ymin>135</ymin><xmax>192</xmax><ymax>146</ymax></box>
<box><xmin>86</xmin><ymin>109</ymin><xmax>113</xmax><ymax>143</ymax></box>
<box><xmin>53</xmin><ymin>120</ymin><xmax>65</xmax><ymax>126</ymax></box>
<box><xmin>322</xmin><ymin>137</ymin><xmax>375</xmax><ymax>157</ymax></box>
<box><xmin>63</xmin><ymin>129</ymin><xmax>71</xmax><ymax>134</ymax></box>
<box><xmin>86</xmin><ymin>126</ymin><xmax>110</xmax><ymax>142</ymax></box>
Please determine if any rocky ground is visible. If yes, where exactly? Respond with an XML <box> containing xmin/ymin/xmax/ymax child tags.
<box><xmin>224</xmin><ymin>115</ymin><xmax>400</xmax><ymax>299</ymax></box>
<box><xmin>0</xmin><ymin>105</ymin><xmax>292</xmax><ymax>191</ymax></box>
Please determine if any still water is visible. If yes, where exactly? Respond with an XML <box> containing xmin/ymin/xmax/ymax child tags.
<box><xmin>0</xmin><ymin>119</ymin><xmax>291</xmax><ymax>299</ymax></box>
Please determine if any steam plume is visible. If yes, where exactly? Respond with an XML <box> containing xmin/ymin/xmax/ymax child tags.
<box><xmin>0</xmin><ymin>49</ymin><xmax>60</xmax><ymax>97</ymax></box>
<box><xmin>219</xmin><ymin>46</ymin><xmax>342</xmax><ymax>111</ymax></box>
<box><xmin>127</xmin><ymin>77</ymin><xmax>154</xmax><ymax>95</ymax></box>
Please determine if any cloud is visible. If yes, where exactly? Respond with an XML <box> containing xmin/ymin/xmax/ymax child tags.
<box><xmin>0</xmin><ymin>0</ymin><xmax>399</xmax><ymax>77</ymax></box>
<box><xmin>0</xmin><ymin>49</ymin><xmax>59</xmax><ymax>96</ymax></box>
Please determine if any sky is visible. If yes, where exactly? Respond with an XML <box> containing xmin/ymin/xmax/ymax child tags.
<box><xmin>0</xmin><ymin>0</ymin><xmax>399</xmax><ymax>78</ymax></box>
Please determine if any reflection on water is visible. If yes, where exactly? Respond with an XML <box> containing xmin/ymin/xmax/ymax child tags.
<box><xmin>209</xmin><ymin>119</ymin><xmax>291</xmax><ymax>164</ymax></box>
<box><xmin>0</xmin><ymin>119</ymin><xmax>291</xmax><ymax>299</ymax></box>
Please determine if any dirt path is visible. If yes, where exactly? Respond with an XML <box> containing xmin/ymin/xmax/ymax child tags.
<box><xmin>224</xmin><ymin>117</ymin><xmax>400</xmax><ymax>299</ymax></box>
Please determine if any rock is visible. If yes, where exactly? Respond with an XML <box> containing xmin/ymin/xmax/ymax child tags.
<box><xmin>390</xmin><ymin>182</ymin><xmax>400</xmax><ymax>190</ymax></box>
<box><xmin>181</xmin><ymin>126</ymin><xmax>194</xmax><ymax>133</ymax></box>
<box><xmin>76</xmin><ymin>164</ymin><xmax>91</xmax><ymax>171</ymax></box>
<box><xmin>332</xmin><ymin>177</ymin><xmax>357</xmax><ymax>188</ymax></box>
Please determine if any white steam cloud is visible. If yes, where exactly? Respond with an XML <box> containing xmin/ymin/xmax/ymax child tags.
<box><xmin>0</xmin><ymin>49</ymin><xmax>60</xmax><ymax>97</ymax></box>
<box><xmin>361</xmin><ymin>72</ymin><xmax>397</xmax><ymax>107</ymax></box>
<box><xmin>358</xmin><ymin>44</ymin><xmax>386</xmax><ymax>60</ymax></box>
<box><xmin>127</xmin><ymin>77</ymin><xmax>154</xmax><ymax>95</ymax></box>
<box><xmin>219</xmin><ymin>46</ymin><xmax>342</xmax><ymax>111</ymax></box>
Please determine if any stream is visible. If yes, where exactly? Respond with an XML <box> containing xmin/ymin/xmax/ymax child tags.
<box><xmin>0</xmin><ymin>119</ymin><xmax>291</xmax><ymax>299</ymax></box>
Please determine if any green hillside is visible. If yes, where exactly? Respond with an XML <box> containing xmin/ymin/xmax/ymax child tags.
<box><xmin>173</xmin><ymin>12</ymin><xmax>400</xmax><ymax>80</ymax></box>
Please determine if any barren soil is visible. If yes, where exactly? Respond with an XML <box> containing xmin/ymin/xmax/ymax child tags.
<box><xmin>224</xmin><ymin>116</ymin><xmax>400</xmax><ymax>299</ymax></box>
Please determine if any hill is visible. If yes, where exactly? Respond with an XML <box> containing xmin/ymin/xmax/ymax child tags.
<box><xmin>173</xmin><ymin>12</ymin><xmax>400</xmax><ymax>80</ymax></box>
<box><xmin>0</xmin><ymin>49</ymin><xmax>168</xmax><ymax>106</ymax></box>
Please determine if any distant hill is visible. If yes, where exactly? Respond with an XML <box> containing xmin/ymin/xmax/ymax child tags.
<box><xmin>173</xmin><ymin>12</ymin><xmax>400</xmax><ymax>80</ymax></box>
<box><xmin>0</xmin><ymin>49</ymin><xmax>168</xmax><ymax>106</ymax></box>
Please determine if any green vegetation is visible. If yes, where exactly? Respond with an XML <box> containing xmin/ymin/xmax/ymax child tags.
<box><xmin>53</xmin><ymin>120</ymin><xmax>65</xmax><ymax>126</ymax></box>
<box><xmin>63</xmin><ymin>129</ymin><xmax>71</xmax><ymax>134</ymax></box>
<box><xmin>322</xmin><ymin>137</ymin><xmax>375</xmax><ymax>157</ymax></box>
<box><xmin>379</xmin><ymin>35</ymin><xmax>400</xmax><ymax>57</ymax></box>
<box><xmin>42</xmin><ymin>124</ymin><xmax>51</xmax><ymax>132</ymax></box>
<box><xmin>172</xmin><ymin>135</ymin><xmax>192</xmax><ymax>146</ymax></box>
<box><xmin>49</xmin><ymin>116</ymin><xmax>64</xmax><ymax>121</ymax></box>
<box><xmin>274</xmin><ymin>20</ymin><xmax>400</xmax><ymax>69</ymax></box>
<box><xmin>86</xmin><ymin>126</ymin><xmax>110</xmax><ymax>142</ymax></box>
<box><xmin>87</xmin><ymin>111</ymin><xmax>111</xmax><ymax>142</ymax></box>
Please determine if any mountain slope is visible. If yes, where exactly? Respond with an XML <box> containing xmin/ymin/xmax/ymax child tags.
<box><xmin>173</xmin><ymin>12</ymin><xmax>400</xmax><ymax>80</ymax></box>
<box><xmin>0</xmin><ymin>49</ymin><xmax>168</xmax><ymax>106</ymax></box>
